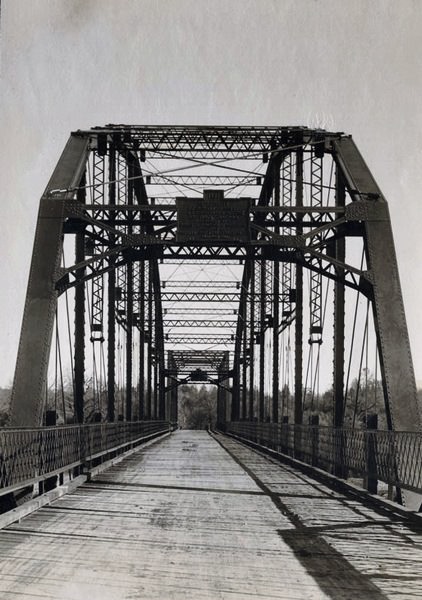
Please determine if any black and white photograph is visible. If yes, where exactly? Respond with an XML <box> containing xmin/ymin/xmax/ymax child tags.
<box><xmin>0</xmin><ymin>1</ymin><xmax>421</xmax><ymax>598</ymax></box>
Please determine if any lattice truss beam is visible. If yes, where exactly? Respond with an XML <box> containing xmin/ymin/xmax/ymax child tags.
<box><xmin>9</xmin><ymin>125</ymin><xmax>421</xmax><ymax>467</ymax></box>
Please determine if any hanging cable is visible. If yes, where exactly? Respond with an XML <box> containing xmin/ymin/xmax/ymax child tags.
<box><xmin>62</xmin><ymin>251</ymin><xmax>76</xmax><ymax>404</ymax></box>
<box><xmin>303</xmin><ymin>349</ymin><xmax>312</xmax><ymax>412</ymax></box>
<box><xmin>99</xmin><ymin>343</ymin><xmax>107</xmax><ymax>421</ymax></box>
<box><xmin>56</xmin><ymin>314</ymin><xmax>66</xmax><ymax>424</ymax></box>
<box><xmin>92</xmin><ymin>344</ymin><xmax>98</xmax><ymax>419</ymax></box>
<box><xmin>54</xmin><ymin>310</ymin><xmax>58</xmax><ymax>418</ymax></box>
<box><xmin>310</xmin><ymin>344</ymin><xmax>321</xmax><ymax>413</ymax></box>
<box><xmin>365</xmin><ymin>298</ymin><xmax>370</xmax><ymax>422</ymax></box>
<box><xmin>48</xmin><ymin>138</ymin><xmax>324</xmax><ymax>197</ymax></box>
<box><xmin>86</xmin><ymin>281</ymin><xmax>100</xmax><ymax>420</ymax></box>
<box><xmin>45</xmin><ymin>379</ymin><xmax>48</xmax><ymax>426</ymax></box>
<box><xmin>344</xmin><ymin>249</ymin><xmax>365</xmax><ymax>419</ymax></box>
<box><xmin>352</xmin><ymin>301</ymin><xmax>369</xmax><ymax>428</ymax></box>
<box><xmin>374</xmin><ymin>340</ymin><xmax>378</xmax><ymax>413</ymax></box>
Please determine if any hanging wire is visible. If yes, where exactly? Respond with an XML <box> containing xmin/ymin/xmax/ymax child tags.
<box><xmin>49</xmin><ymin>138</ymin><xmax>323</xmax><ymax>197</ymax></box>
<box><xmin>280</xmin><ymin>328</ymin><xmax>285</xmax><ymax>416</ymax></box>
<box><xmin>100</xmin><ymin>343</ymin><xmax>107</xmax><ymax>421</ymax></box>
<box><xmin>86</xmin><ymin>280</ymin><xmax>100</xmax><ymax>420</ymax></box>
<box><xmin>92</xmin><ymin>345</ymin><xmax>98</xmax><ymax>419</ymax></box>
<box><xmin>62</xmin><ymin>251</ymin><xmax>76</xmax><ymax>403</ymax></box>
<box><xmin>44</xmin><ymin>378</ymin><xmax>48</xmax><ymax>426</ymax></box>
<box><xmin>304</xmin><ymin>265</ymin><xmax>330</xmax><ymax>416</ymax></box>
<box><xmin>352</xmin><ymin>300</ymin><xmax>369</xmax><ymax>429</ymax></box>
<box><xmin>374</xmin><ymin>339</ymin><xmax>378</xmax><ymax>413</ymax></box>
<box><xmin>286</xmin><ymin>327</ymin><xmax>292</xmax><ymax>418</ymax></box>
<box><xmin>365</xmin><ymin>297</ymin><xmax>370</xmax><ymax>422</ymax></box>
<box><xmin>145</xmin><ymin>157</ymin><xmax>193</xmax><ymax>197</ymax></box>
<box><xmin>324</xmin><ymin>159</ymin><xmax>335</xmax><ymax>205</ymax></box>
<box><xmin>303</xmin><ymin>265</ymin><xmax>313</xmax><ymax>412</ymax></box>
<box><xmin>136</xmin><ymin>142</ymin><xmax>314</xmax><ymax>181</ymax></box>
<box><xmin>303</xmin><ymin>349</ymin><xmax>312</xmax><ymax>412</ymax></box>
<box><xmin>312</xmin><ymin>276</ymin><xmax>330</xmax><ymax>415</ymax></box>
<box><xmin>118</xmin><ymin>323</ymin><xmax>125</xmax><ymax>419</ymax></box>
<box><xmin>116</xmin><ymin>325</ymin><xmax>121</xmax><ymax>417</ymax></box>
<box><xmin>344</xmin><ymin>249</ymin><xmax>366</xmax><ymax>419</ymax></box>
<box><xmin>54</xmin><ymin>310</ymin><xmax>58</xmax><ymax>417</ymax></box>
<box><xmin>310</xmin><ymin>344</ymin><xmax>321</xmax><ymax>413</ymax></box>
<box><xmin>56</xmin><ymin>313</ymin><xmax>66</xmax><ymax>424</ymax></box>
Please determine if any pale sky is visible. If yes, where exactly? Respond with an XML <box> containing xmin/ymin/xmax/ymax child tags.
<box><xmin>1</xmin><ymin>0</ymin><xmax>421</xmax><ymax>387</ymax></box>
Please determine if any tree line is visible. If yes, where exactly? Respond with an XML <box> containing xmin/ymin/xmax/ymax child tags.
<box><xmin>1</xmin><ymin>371</ymin><xmax>422</xmax><ymax>430</ymax></box>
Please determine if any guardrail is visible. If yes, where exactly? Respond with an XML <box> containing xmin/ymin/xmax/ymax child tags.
<box><xmin>0</xmin><ymin>421</ymin><xmax>174</xmax><ymax>497</ymax></box>
<box><xmin>224</xmin><ymin>422</ymin><xmax>422</xmax><ymax>495</ymax></box>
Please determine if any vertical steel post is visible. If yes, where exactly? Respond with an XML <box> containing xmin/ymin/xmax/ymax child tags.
<box><xmin>123</xmin><ymin>148</ymin><xmax>165</xmax><ymax>421</ymax></box>
<box><xmin>153</xmin><ymin>360</ymin><xmax>158</xmax><ymax>419</ymax></box>
<box><xmin>249</xmin><ymin>262</ymin><xmax>255</xmax><ymax>420</ymax></box>
<box><xmin>107</xmin><ymin>146</ymin><xmax>116</xmax><ymax>422</ymax></box>
<box><xmin>233</xmin><ymin>258</ymin><xmax>253</xmax><ymax>422</ymax></box>
<box><xmin>272</xmin><ymin>160</ymin><xmax>281</xmax><ymax>423</ymax></box>
<box><xmin>217</xmin><ymin>353</ymin><xmax>229</xmax><ymax>430</ymax></box>
<box><xmin>125</xmin><ymin>160</ymin><xmax>134</xmax><ymax>422</ymax></box>
<box><xmin>152</xmin><ymin>261</ymin><xmax>166</xmax><ymax>421</ymax></box>
<box><xmin>138</xmin><ymin>260</ymin><xmax>145</xmax><ymax>420</ymax></box>
<box><xmin>273</xmin><ymin>262</ymin><xmax>280</xmax><ymax>423</ymax></box>
<box><xmin>259</xmin><ymin>259</ymin><xmax>266</xmax><ymax>422</ymax></box>
<box><xmin>241</xmin><ymin>322</ymin><xmax>248</xmax><ymax>419</ymax></box>
<box><xmin>74</xmin><ymin>174</ymin><xmax>86</xmax><ymax>424</ymax></box>
<box><xmin>147</xmin><ymin>261</ymin><xmax>153</xmax><ymax>418</ymax></box>
<box><xmin>333</xmin><ymin>168</ymin><xmax>346</xmax><ymax>427</ymax></box>
<box><xmin>126</xmin><ymin>262</ymin><xmax>133</xmax><ymax>421</ymax></box>
<box><xmin>294</xmin><ymin>148</ymin><xmax>304</xmax><ymax>425</ymax></box>
<box><xmin>365</xmin><ymin>413</ymin><xmax>378</xmax><ymax>494</ymax></box>
<box><xmin>309</xmin><ymin>414</ymin><xmax>320</xmax><ymax>467</ymax></box>
<box><xmin>168</xmin><ymin>353</ymin><xmax>178</xmax><ymax>424</ymax></box>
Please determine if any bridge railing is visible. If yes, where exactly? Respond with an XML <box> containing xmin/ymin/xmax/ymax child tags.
<box><xmin>224</xmin><ymin>422</ymin><xmax>422</xmax><ymax>495</ymax></box>
<box><xmin>0</xmin><ymin>421</ymin><xmax>173</xmax><ymax>497</ymax></box>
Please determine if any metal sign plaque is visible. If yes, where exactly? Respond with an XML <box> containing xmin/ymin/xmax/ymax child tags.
<box><xmin>176</xmin><ymin>191</ymin><xmax>250</xmax><ymax>242</ymax></box>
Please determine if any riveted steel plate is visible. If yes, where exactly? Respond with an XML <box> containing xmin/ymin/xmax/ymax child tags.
<box><xmin>176</xmin><ymin>194</ymin><xmax>250</xmax><ymax>242</ymax></box>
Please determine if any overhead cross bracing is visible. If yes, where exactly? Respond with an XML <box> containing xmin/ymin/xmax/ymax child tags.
<box><xmin>8</xmin><ymin>123</ymin><xmax>422</xmax><ymax>511</ymax></box>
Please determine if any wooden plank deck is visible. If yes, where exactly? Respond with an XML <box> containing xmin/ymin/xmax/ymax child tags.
<box><xmin>0</xmin><ymin>430</ymin><xmax>421</xmax><ymax>599</ymax></box>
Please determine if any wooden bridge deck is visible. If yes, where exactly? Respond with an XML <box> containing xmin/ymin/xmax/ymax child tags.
<box><xmin>0</xmin><ymin>430</ymin><xmax>421</xmax><ymax>599</ymax></box>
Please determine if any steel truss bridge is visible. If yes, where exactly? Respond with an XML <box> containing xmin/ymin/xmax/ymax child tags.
<box><xmin>1</xmin><ymin>125</ymin><xmax>422</xmax><ymax>596</ymax></box>
<box><xmin>0</xmin><ymin>125</ymin><xmax>422</xmax><ymax>600</ymax></box>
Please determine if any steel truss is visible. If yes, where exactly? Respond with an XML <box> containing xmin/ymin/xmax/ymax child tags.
<box><xmin>165</xmin><ymin>335</ymin><xmax>233</xmax><ymax>344</ymax></box>
<box><xmin>9</xmin><ymin>125</ymin><xmax>421</xmax><ymax>509</ymax></box>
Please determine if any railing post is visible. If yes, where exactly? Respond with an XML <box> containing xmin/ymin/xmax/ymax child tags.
<box><xmin>294</xmin><ymin>424</ymin><xmax>303</xmax><ymax>461</ymax></box>
<box><xmin>309</xmin><ymin>415</ymin><xmax>319</xmax><ymax>467</ymax></box>
<box><xmin>333</xmin><ymin>426</ymin><xmax>347</xmax><ymax>479</ymax></box>
<box><xmin>0</xmin><ymin>429</ymin><xmax>17</xmax><ymax>511</ymax></box>
<box><xmin>365</xmin><ymin>414</ymin><xmax>378</xmax><ymax>494</ymax></box>
<box><xmin>43</xmin><ymin>411</ymin><xmax>58</xmax><ymax>492</ymax></box>
<box><xmin>270</xmin><ymin>422</ymin><xmax>276</xmax><ymax>450</ymax></box>
<box><xmin>387</xmin><ymin>432</ymin><xmax>395</xmax><ymax>501</ymax></box>
<box><xmin>281</xmin><ymin>415</ymin><xmax>289</xmax><ymax>454</ymax></box>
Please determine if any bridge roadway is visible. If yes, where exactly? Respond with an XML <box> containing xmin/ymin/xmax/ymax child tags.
<box><xmin>0</xmin><ymin>431</ymin><xmax>421</xmax><ymax>599</ymax></box>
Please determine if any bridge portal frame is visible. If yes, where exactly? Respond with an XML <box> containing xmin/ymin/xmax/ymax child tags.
<box><xmin>9</xmin><ymin>126</ymin><xmax>421</xmax><ymax>459</ymax></box>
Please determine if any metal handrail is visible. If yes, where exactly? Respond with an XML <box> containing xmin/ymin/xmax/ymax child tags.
<box><xmin>224</xmin><ymin>421</ymin><xmax>422</xmax><ymax>495</ymax></box>
<box><xmin>0</xmin><ymin>420</ymin><xmax>172</xmax><ymax>496</ymax></box>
